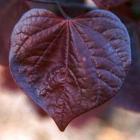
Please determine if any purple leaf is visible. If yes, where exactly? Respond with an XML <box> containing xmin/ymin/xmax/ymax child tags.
<box><xmin>9</xmin><ymin>9</ymin><xmax>131</xmax><ymax>131</ymax></box>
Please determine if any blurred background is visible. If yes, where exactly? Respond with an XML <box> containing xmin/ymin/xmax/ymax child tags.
<box><xmin>0</xmin><ymin>0</ymin><xmax>140</xmax><ymax>139</ymax></box>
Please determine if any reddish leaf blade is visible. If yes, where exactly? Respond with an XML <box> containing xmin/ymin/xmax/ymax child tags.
<box><xmin>9</xmin><ymin>9</ymin><xmax>131</xmax><ymax>131</ymax></box>
<box><xmin>93</xmin><ymin>0</ymin><xmax>128</xmax><ymax>8</ymax></box>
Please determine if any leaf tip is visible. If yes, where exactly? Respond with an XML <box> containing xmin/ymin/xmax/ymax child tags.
<box><xmin>54</xmin><ymin>119</ymin><xmax>68</xmax><ymax>132</ymax></box>
<box><xmin>51</xmin><ymin>116</ymin><xmax>72</xmax><ymax>132</ymax></box>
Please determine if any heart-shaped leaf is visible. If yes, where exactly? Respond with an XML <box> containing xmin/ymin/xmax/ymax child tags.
<box><xmin>9</xmin><ymin>9</ymin><xmax>131</xmax><ymax>131</ymax></box>
<box><xmin>93</xmin><ymin>0</ymin><xmax>128</xmax><ymax>8</ymax></box>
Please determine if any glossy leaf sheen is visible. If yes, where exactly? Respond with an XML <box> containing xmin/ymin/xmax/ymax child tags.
<box><xmin>9</xmin><ymin>9</ymin><xmax>131</xmax><ymax>131</ymax></box>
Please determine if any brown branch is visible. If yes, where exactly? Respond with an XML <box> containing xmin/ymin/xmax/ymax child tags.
<box><xmin>27</xmin><ymin>0</ymin><xmax>95</xmax><ymax>10</ymax></box>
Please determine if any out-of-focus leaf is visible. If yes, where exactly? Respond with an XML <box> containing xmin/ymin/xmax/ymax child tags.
<box><xmin>9</xmin><ymin>9</ymin><xmax>131</xmax><ymax>131</ymax></box>
<box><xmin>0</xmin><ymin>0</ymin><xmax>29</xmax><ymax>65</ymax></box>
<box><xmin>112</xmin><ymin>22</ymin><xmax>140</xmax><ymax>112</ymax></box>
<box><xmin>93</xmin><ymin>0</ymin><xmax>128</xmax><ymax>9</ymax></box>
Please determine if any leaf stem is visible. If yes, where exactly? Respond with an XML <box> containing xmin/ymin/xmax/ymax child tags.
<box><xmin>55</xmin><ymin>0</ymin><xmax>70</xmax><ymax>19</ymax></box>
